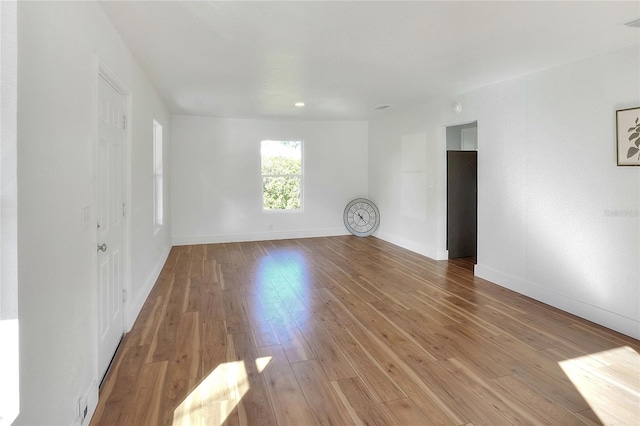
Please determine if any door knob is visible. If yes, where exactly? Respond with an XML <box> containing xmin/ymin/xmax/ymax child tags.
<box><xmin>97</xmin><ymin>243</ymin><xmax>107</xmax><ymax>253</ymax></box>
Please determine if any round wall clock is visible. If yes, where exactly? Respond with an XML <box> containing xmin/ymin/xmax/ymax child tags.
<box><xmin>343</xmin><ymin>198</ymin><xmax>380</xmax><ymax>237</ymax></box>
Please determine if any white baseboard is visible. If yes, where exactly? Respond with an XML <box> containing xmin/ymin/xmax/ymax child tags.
<box><xmin>375</xmin><ymin>231</ymin><xmax>446</xmax><ymax>260</ymax></box>
<box><xmin>72</xmin><ymin>379</ymin><xmax>98</xmax><ymax>426</ymax></box>
<box><xmin>82</xmin><ymin>380</ymin><xmax>98</xmax><ymax>426</ymax></box>
<box><xmin>435</xmin><ymin>249</ymin><xmax>449</xmax><ymax>261</ymax></box>
<box><xmin>172</xmin><ymin>228</ymin><xmax>350</xmax><ymax>246</ymax></box>
<box><xmin>475</xmin><ymin>264</ymin><xmax>640</xmax><ymax>340</ymax></box>
<box><xmin>125</xmin><ymin>245</ymin><xmax>172</xmax><ymax>331</ymax></box>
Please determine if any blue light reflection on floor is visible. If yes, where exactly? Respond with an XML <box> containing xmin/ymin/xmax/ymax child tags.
<box><xmin>257</xmin><ymin>249</ymin><xmax>312</xmax><ymax>320</ymax></box>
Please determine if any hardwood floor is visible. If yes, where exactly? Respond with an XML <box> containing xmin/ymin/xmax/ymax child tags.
<box><xmin>447</xmin><ymin>257</ymin><xmax>476</xmax><ymax>272</ymax></box>
<box><xmin>91</xmin><ymin>236</ymin><xmax>640</xmax><ymax>426</ymax></box>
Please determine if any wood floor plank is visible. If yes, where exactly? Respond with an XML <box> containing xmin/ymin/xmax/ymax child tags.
<box><xmin>480</xmin><ymin>304</ymin><xmax>559</xmax><ymax>350</ymax></box>
<box><xmin>381</xmin><ymin>397</ymin><xmax>436</xmax><ymax>426</ymax></box>
<box><xmin>405</xmin><ymin>356</ymin><xmax>507</xmax><ymax>425</ymax></box>
<box><xmin>123</xmin><ymin>361</ymin><xmax>168</xmax><ymax>426</ymax></box>
<box><xmin>323</xmin><ymin>319</ymin><xmax>406</xmax><ymax>403</ymax></box>
<box><xmin>270</xmin><ymin>320</ymin><xmax>315</xmax><ymax>363</ymax></box>
<box><xmin>429</xmin><ymin>323</ymin><xmax>512</xmax><ymax>379</ymax></box>
<box><xmin>227</xmin><ymin>332</ymin><xmax>278</xmax><ymax>426</ymax></box>
<box><xmin>172</xmin><ymin>312</ymin><xmax>201</xmax><ymax>381</ymax></box>
<box><xmin>250</xmin><ymin>319</ymin><xmax>281</xmax><ymax>348</ymax></box>
<box><xmin>183</xmin><ymin>278</ymin><xmax>202</xmax><ymax>313</ymax></box>
<box><xmin>160</xmin><ymin>378</ymin><xmax>197</xmax><ymax>426</ymax></box>
<box><xmin>343</xmin><ymin>322</ymin><xmax>462</xmax><ymax>425</ymax></box>
<box><xmin>574</xmin><ymin>408</ymin><xmax>605</xmax><ymax>425</ymax></box>
<box><xmin>554</xmin><ymin>345</ymin><xmax>640</xmax><ymax>425</ymax></box>
<box><xmin>223</xmin><ymin>288</ymin><xmax>252</xmax><ymax>334</ymax></box>
<box><xmin>324</xmin><ymin>287</ymin><xmax>411</xmax><ymax>347</ymax></box>
<box><xmin>256</xmin><ymin>345</ymin><xmax>317</xmax><ymax>426</ymax></box>
<box><xmin>513</xmin><ymin>364</ymin><xmax>591</xmax><ymax>413</ymax></box>
<box><xmin>201</xmin><ymin>282</ymin><xmax>224</xmax><ymax>323</ymax></box>
<box><xmin>290</xmin><ymin>360</ymin><xmax>356</xmax><ymax>426</ymax></box>
<box><xmin>301</xmin><ymin>290</ymin><xmax>341</xmax><ymax>323</ymax></box>
<box><xmin>172</xmin><ymin>250</ymin><xmax>192</xmax><ymax>291</ymax></box>
<box><xmin>294</xmin><ymin>316</ymin><xmax>357</xmax><ymax>381</ymax></box>
<box><xmin>440</xmin><ymin>357</ymin><xmax>547</xmax><ymax>425</ymax></box>
<box><xmin>486</xmin><ymin>333</ymin><xmax>592</xmax><ymax>411</ymax></box>
<box><xmin>92</xmin><ymin>237</ymin><xmax>640</xmax><ymax>426</ymax></box>
<box><xmin>125</xmin><ymin>295</ymin><xmax>165</xmax><ymax>348</ymax></box>
<box><xmin>201</xmin><ymin>320</ymin><xmax>227</xmax><ymax>375</ymax></box>
<box><xmin>332</xmin><ymin>376</ymin><xmax>395</xmax><ymax>426</ymax></box>
<box><xmin>189</xmin><ymin>245</ymin><xmax>205</xmax><ymax>279</ymax></box>
<box><xmin>491</xmin><ymin>373</ymin><xmax>587</xmax><ymax>425</ymax></box>
<box><xmin>382</xmin><ymin>310</ymin><xmax>457</xmax><ymax>361</ymax></box>
<box><xmin>147</xmin><ymin>302</ymin><xmax>182</xmax><ymax>363</ymax></box>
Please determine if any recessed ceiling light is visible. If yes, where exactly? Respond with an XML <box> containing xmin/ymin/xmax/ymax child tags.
<box><xmin>374</xmin><ymin>104</ymin><xmax>391</xmax><ymax>110</ymax></box>
<box><xmin>294</xmin><ymin>102</ymin><xmax>305</xmax><ymax>107</ymax></box>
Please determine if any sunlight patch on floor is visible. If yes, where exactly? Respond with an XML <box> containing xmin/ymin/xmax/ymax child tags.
<box><xmin>559</xmin><ymin>346</ymin><xmax>640</xmax><ymax>425</ymax></box>
<box><xmin>256</xmin><ymin>356</ymin><xmax>272</xmax><ymax>373</ymax></box>
<box><xmin>173</xmin><ymin>357</ymin><xmax>271</xmax><ymax>426</ymax></box>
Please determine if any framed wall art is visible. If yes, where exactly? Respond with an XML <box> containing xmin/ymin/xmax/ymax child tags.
<box><xmin>616</xmin><ymin>106</ymin><xmax>640</xmax><ymax>166</ymax></box>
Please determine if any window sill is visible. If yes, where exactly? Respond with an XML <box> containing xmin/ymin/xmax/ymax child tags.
<box><xmin>262</xmin><ymin>209</ymin><xmax>303</xmax><ymax>214</ymax></box>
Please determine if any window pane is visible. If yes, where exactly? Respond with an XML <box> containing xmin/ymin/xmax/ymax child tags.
<box><xmin>262</xmin><ymin>176</ymin><xmax>301</xmax><ymax>210</ymax></box>
<box><xmin>261</xmin><ymin>140</ymin><xmax>302</xmax><ymax>211</ymax></box>
<box><xmin>155</xmin><ymin>174</ymin><xmax>163</xmax><ymax>226</ymax></box>
<box><xmin>153</xmin><ymin>120</ymin><xmax>163</xmax><ymax>228</ymax></box>
<box><xmin>261</xmin><ymin>140</ymin><xmax>301</xmax><ymax>175</ymax></box>
<box><xmin>262</xmin><ymin>155</ymin><xmax>302</xmax><ymax>175</ymax></box>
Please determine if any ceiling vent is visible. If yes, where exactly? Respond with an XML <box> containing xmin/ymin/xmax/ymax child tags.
<box><xmin>624</xmin><ymin>18</ymin><xmax>640</xmax><ymax>28</ymax></box>
<box><xmin>374</xmin><ymin>105</ymin><xmax>391</xmax><ymax>110</ymax></box>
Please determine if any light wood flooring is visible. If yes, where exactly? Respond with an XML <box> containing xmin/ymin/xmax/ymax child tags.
<box><xmin>92</xmin><ymin>236</ymin><xmax>640</xmax><ymax>425</ymax></box>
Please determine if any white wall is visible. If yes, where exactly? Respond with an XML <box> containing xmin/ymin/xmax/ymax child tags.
<box><xmin>0</xmin><ymin>2</ymin><xmax>19</xmax><ymax>424</ymax></box>
<box><xmin>17</xmin><ymin>2</ymin><xmax>171</xmax><ymax>425</ymax></box>
<box><xmin>369</xmin><ymin>45</ymin><xmax>640</xmax><ymax>339</ymax></box>
<box><xmin>470</xmin><ymin>45</ymin><xmax>640</xmax><ymax>339</ymax></box>
<box><xmin>171</xmin><ymin>116</ymin><xmax>368</xmax><ymax>244</ymax></box>
<box><xmin>368</xmin><ymin>104</ymin><xmax>448</xmax><ymax>259</ymax></box>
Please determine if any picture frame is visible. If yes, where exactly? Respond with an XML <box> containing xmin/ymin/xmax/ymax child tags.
<box><xmin>616</xmin><ymin>106</ymin><xmax>640</xmax><ymax>166</ymax></box>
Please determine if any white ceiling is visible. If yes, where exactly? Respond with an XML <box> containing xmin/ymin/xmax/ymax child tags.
<box><xmin>99</xmin><ymin>1</ymin><xmax>640</xmax><ymax>120</ymax></box>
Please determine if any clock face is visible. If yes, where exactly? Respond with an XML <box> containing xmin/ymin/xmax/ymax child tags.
<box><xmin>344</xmin><ymin>198</ymin><xmax>380</xmax><ymax>237</ymax></box>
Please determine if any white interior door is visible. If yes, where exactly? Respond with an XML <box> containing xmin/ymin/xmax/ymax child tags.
<box><xmin>97</xmin><ymin>75</ymin><xmax>125</xmax><ymax>379</ymax></box>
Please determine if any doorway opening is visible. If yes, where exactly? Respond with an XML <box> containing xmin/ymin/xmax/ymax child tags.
<box><xmin>446</xmin><ymin>122</ymin><xmax>477</xmax><ymax>265</ymax></box>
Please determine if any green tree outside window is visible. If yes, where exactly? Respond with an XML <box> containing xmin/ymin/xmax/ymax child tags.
<box><xmin>261</xmin><ymin>140</ymin><xmax>302</xmax><ymax>210</ymax></box>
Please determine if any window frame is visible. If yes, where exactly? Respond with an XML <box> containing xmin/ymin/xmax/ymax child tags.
<box><xmin>260</xmin><ymin>139</ymin><xmax>304</xmax><ymax>213</ymax></box>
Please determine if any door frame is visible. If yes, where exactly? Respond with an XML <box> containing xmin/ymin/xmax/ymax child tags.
<box><xmin>92</xmin><ymin>56</ymin><xmax>133</xmax><ymax>378</ymax></box>
<box><xmin>436</xmin><ymin>120</ymin><xmax>479</xmax><ymax>262</ymax></box>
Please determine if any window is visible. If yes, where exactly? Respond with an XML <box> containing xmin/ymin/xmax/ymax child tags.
<box><xmin>261</xmin><ymin>140</ymin><xmax>303</xmax><ymax>211</ymax></box>
<box><xmin>153</xmin><ymin>120</ymin><xmax>163</xmax><ymax>230</ymax></box>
